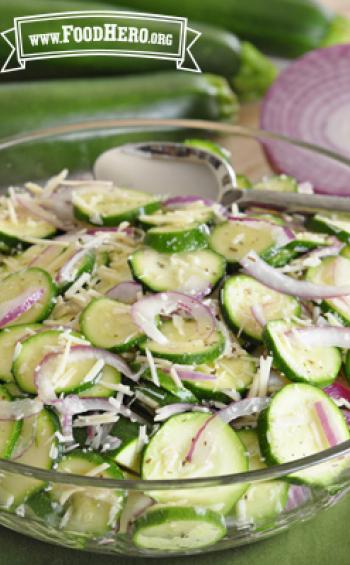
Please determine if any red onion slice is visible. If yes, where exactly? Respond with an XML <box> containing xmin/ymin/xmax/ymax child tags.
<box><xmin>314</xmin><ymin>401</ymin><xmax>342</xmax><ymax>447</ymax></box>
<box><xmin>107</xmin><ymin>281</ymin><xmax>142</xmax><ymax>304</ymax></box>
<box><xmin>154</xmin><ymin>403</ymin><xmax>211</xmax><ymax>422</ymax></box>
<box><xmin>56</xmin><ymin>248</ymin><xmax>92</xmax><ymax>285</ymax></box>
<box><xmin>0</xmin><ymin>288</ymin><xmax>44</xmax><ymax>329</ymax></box>
<box><xmin>164</xmin><ymin>195</ymin><xmax>216</xmax><ymax>208</ymax></box>
<box><xmin>251</xmin><ymin>304</ymin><xmax>267</xmax><ymax>327</ymax></box>
<box><xmin>286</xmin><ymin>326</ymin><xmax>350</xmax><ymax>349</ymax></box>
<box><xmin>261</xmin><ymin>45</ymin><xmax>350</xmax><ymax>196</ymax></box>
<box><xmin>241</xmin><ymin>251</ymin><xmax>350</xmax><ymax>299</ymax></box>
<box><xmin>0</xmin><ymin>398</ymin><xmax>43</xmax><ymax>421</ymax></box>
<box><xmin>285</xmin><ymin>485</ymin><xmax>311</xmax><ymax>511</ymax></box>
<box><xmin>131</xmin><ymin>292</ymin><xmax>216</xmax><ymax>345</ymax></box>
<box><xmin>176</xmin><ymin>370</ymin><xmax>216</xmax><ymax>382</ymax></box>
<box><xmin>324</xmin><ymin>381</ymin><xmax>350</xmax><ymax>405</ymax></box>
<box><xmin>218</xmin><ymin>397</ymin><xmax>270</xmax><ymax>424</ymax></box>
<box><xmin>184</xmin><ymin>414</ymin><xmax>216</xmax><ymax>464</ymax></box>
<box><xmin>35</xmin><ymin>345</ymin><xmax>137</xmax><ymax>402</ymax></box>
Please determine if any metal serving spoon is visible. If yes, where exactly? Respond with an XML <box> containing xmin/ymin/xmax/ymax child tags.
<box><xmin>94</xmin><ymin>141</ymin><xmax>350</xmax><ymax>214</ymax></box>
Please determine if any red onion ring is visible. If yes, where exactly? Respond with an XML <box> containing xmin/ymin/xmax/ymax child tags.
<box><xmin>154</xmin><ymin>403</ymin><xmax>210</xmax><ymax>422</ymax></box>
<box><xmin>0</xmin><ymin>288</ymin><xmax>44</xmax><ymax>329</ymax></box>
<box><xmin>184</xmin><ymin>414</ymin><xmax>216</xmax><ymax>464</ymax></box>
<box><xmin>164</xmin><ymin>195</ymin><xmax>216</xmax><ymax>208</ymax></box>
<box><xmin>314</xmin><ymin>401</ymin><xmax>342</xmax><ymax>447</ymax></box>
<box><xmin>261</xmin><ymin>45</ymin><xmax>350</xmax><ymax>196</ymax></box>
<box><xmin>286</xmin><ymin>326</ymin><xmax>350</xmax><ymax>349</ymax></box>
<box><xmin>56</xmin><ymin>248</ymin><xmax>92</xmax><ymax>285</ymax></box>
<box><xmin>107</xmin><ymin>281</ymin><xmax>142</xmax><ymax>304</ymax></box>
<box><xmin>325</xmin><ymin>381</ymin><xmax>350</xmax><ymax>405</ymax></box>
<box><xmin>241</xmin><ymin>251</ymin><xmax>350</xmax><ymax>299</ymax></box>
<box><xmin>251</xmin><ymin>304</ymin><xmax>267</xmax><ymax>327</ymax></box>
<box><xmin>176</xmin><ymin>370</ymin><xmax>216</xmax><ymax>382</ymax></box>
<box><xmin>131</xmin><ymin>291</ymin><xmax>216</xmax><ymax>345</ymax></box>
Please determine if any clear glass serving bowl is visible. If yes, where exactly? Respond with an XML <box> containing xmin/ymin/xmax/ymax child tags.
<box><xmin>0</xmin><ymin>118</ymin><xmax>350</xmax><ymax>558</ymax></box>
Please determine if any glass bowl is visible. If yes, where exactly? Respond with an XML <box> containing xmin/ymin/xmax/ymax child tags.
<box><xmin>0</xmin><ymin>118</ymin><xmax>350</xmax><ymax>558</ymax></box>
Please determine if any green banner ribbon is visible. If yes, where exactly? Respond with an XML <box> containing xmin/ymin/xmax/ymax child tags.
<box><xmin>1</xmin><ymin>10</ymin><xmax>201</xmax><ymax>73</ymax></box>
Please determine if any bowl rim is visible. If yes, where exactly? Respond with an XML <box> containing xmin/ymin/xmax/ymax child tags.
<box><xmin>1</xmin><ymin>117</ymin><xmax>350</xmax><ymax>489</ymax></box>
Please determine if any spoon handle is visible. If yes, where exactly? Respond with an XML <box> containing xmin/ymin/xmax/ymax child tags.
<box><xmin>221</xmin><ymin>188</ymin><xmax>350</xmax><ymax>214</ymax></box>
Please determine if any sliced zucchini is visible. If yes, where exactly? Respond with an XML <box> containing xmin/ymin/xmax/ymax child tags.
<box><xmin>253</xmin><ymin>175</ymin><xmax>298</xmax><ymax>193</ymax></box>
<box><xmin>308</xmin><ymin>212</ymin><xmax>350</xmax><ymax>243</ymax></box>
<box><xmin>141</xmin><ymin>368</ymin><xmax>197</xmax><ymax>403</ymax></box>
<box><xmin>0</xmin><ymin>200</ymin><xmax>56</xmax><ymax>249</ymax></box>
<box><xmin>0</xmin><ymin>323</ymin><xmax>42</xmax><ymax>383</ymax></box>
<box><xmin>73</xmin><ymin>186</ymin><xmax>160</xmax><ymax>226</ymax></box>
<box><xmin>209</xmin><ymin>220</ymin><xmax>275</xmax><ymax>265</ymax></box>
<box><xmin>129</xmin><ymin>247</ymin><xmax>226</xmax><ymax>294</ymax></box>
<box><xmin>139</xmin><ymin>202</ymin><xmax>214</xmax><ymax>229</ymax></box>
<box><xmin>232</xmin><ymin>430</ymin><xmax>288</xmax><ymax>529</ymax></box>
<box><xmin>13</xmin><ymin>330</ymin><xmax>110</xmax><ymax>395</ymax></box>
<box><xmin>142</xmin><ymin>412</ymin><xmax>248</xmax><ymax>513</ymax></box>
<box><xmin>183</xmin><ymin>355</ymin><xmax>257</xmax><ymax>401</ymax></box>
<box><xmin>261</xmin><ymin>232</ymin><xmax>332</xmax><ymax>268</ymax></box>
<box><xmin>135</xmin><ymin>378</ymin><xmax>196</xmax><ymax>415</ymax></box>
<box><xmin>258</xmin><ymin>383</ymin><xmax>350</xmax><ymax>486</ymax></box>
<box><xmin>80</xmin><ymin>297</ymin><xmax>145</xmax><ymax>353</ymax></box>
<box><xmin>51</xmin><ymin>450</ymin><xmax>125</xmax><ymax>536</ymax></box>
<box><xmin>306</xmin><ymin>256</ymin><xmax>350</xmax><ymax>325</ymax></box>
<box><xmin>221</xmin><ymin>275</ymin><xmax>300</xmax><ymax>342</ymax></box>
<box><xmin>0</xmin><ymin>409</ymin><xmax>58</xmax><ymax>509</ymax></box>
<box><xmin>78</xmin><ymin>365</ymin><xmax>121</xmax><ymax>398</ymax></box>
<box><xmin>0</xmin><ymin>268</ymin><xmax>56</xmax><ymax>327</ymax></box>
<box><xmin>144</xmin><ymin>223</ymin><xmax>209</xmax><ymax>253</ymax></box>
<box><xmin>0</xmin><ymin>385</ymin><xmax>22</xmax><ymax>459</ymax></box>
<box><xmin>264</xmin><ymin>320</ymin><xmax>341</xmax><ymax>387</ymax></box>
<box><xmin>141</xmin><ymin>319</ymin><xmax>225</xmax><ymax>365</ymax></box>
<box><xmin>109</xmin><ymin>416</ymin><xmax>142</xmax><ymax>474</ymax></box>
<box><xmin>133</xmin><ymin>505</ymin><xmax>226</xmax><ymax>551</ymax></box>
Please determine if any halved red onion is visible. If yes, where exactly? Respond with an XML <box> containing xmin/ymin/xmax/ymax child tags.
<box><xmin>56</xmin><ymin>248</ymin><xmax>92</xmax><ymax>285</ymax></box>
<box><xmin>154</xmin><ymin>403</ymin><xmax>211</xmax><ymax>422</ymax></box>
<box><xmin>0</xmin><ymin>288</ymin><xmax>44</xmax><ymax>329</ymax></box>
<box><xmin>184</xmin><ymin>414</ymin><xmax>216</xmax><ymax>464</ymax></box>
<box><xmin>107</xmin><ymin>281</ymin><xmax>142</xmax><ymax>304</ymax></box>
<box><xmin>218</xmin><ymin>397</ymin><xmax>270</xmax><ymax>424</ymax></box>
<box><xmin>287</xmin><ymin>326</ymin><xmax>350</xmax><ymax>349</ymax></box>
<box><xmin>131</xmin><ymin>292</ymin><xmax>216</xmax><ymax>345</ymax></box>
<box><xmin>314</xmin><ymin>401</ymin><xmax>342</xmax><ymax>447</ymax></box>
<box><xmin>251</xmin><ymin>304</ymin><xmax>267</xmax><ymax>327</ymax></box>
<box><xmin>0</xmin><ymin>398</ymin><xmax>43</xmax><ymax>421</ymax></box>
<box><xmin>15</xmin><ymin>195</ymin><xmax>66</xmax><ymax>230</ymax></box>
<box><xmin>261</xmin><ymin>45</ymin><xmax>350</xmax><ymax>196</ymax></box>
<box><xmin>35</xmin><ymin>345</ymin><xmax>137</xmax><ymax>402</ymax></box>
<box><xmin>241</xmin><ymin>251</ymin><xmax>350</xmax><ymax>299</ymax></box>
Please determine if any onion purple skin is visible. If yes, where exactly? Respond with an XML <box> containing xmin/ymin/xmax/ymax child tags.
<box><xmin>260</xmin><ymin>45</ymin><xmax>350</xmax><ymax>196</ymax></box>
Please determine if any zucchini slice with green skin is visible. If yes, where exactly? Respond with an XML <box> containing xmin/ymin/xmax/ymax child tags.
<box><xmin>0</xmin><ymin>202</ymin><xmax>56</xmax><ymax>249</ymax></box>
<box><xmin>139</xmin><ymin>203</ymin><xmax>214</xmax><ymax>229</ymax></box>
<box><xmin>135</xmin><ymin>378</ymin><xmax>196</xmax><ymax>416</ymax></box>
<box><xmin>0</xmin><ymin>409</ymin><xmax>59</xmax><ymax>509</ymax></box>
<box><xmin>56</xmin><ymin>251</ymin><xmax>96</xmax><ymax>294</ymax></box>
<box><xmin>129</xmin><ymin>247</ymin><xmax>226</xmax><ymax>294</ymax></box>
<box><xmin>142</xmin><ymin>412</ymin><xmax>248</xmax><ymax>513</ymax></box>
<box><xmin>264</xmin><ymin>320</ymin><xmax>341</xmax><ymax>387</ymax></box>
<box><xmin>144</xmin><ymin>223</ymin><xmax>209</xmax><ymax>253</ymax></box>
<box><xmin>80</xmin><ymin>297</ymin><xmax>145</xmax><ymax>353</ymax></box>
<box><xmin>13</xmin><ymin>330</ymin><xmax>111</xmax><ymax>395</ymax></box>
<box><xmin>141</xmin><ymin>319</ymin><xmax>225</xmax><ymax>365</ymax></box>
<box><xmin>308</xmin><ymin>212</ymin><xmax>350</xmax><ymax>243</ymax></box>
<box><xmin>132</xmin><ymin>505</ymin><xmax>227</xmax><ymax>551</ymax></box>
<box><xmin>0</xmin><ymin>385</ymin><xmax>22</xmax><ymax>459</ymax></box>
<box><xmin>50</xmin><ymin>450</ymin><xmax>125</xmax><ymax>536</ymax></box>
<box><xmin>78</xmin><ymin>365</ymin><xmax>121</xmax><ymax>399</ymax></box>
<box><xmin>253</xmin><ymin>174</ymin><xmax>298</xmax><ymax>192</ymax></box>
<box><xmin>109</xmin><ymin>416</ymin><xmax>142</xmax><ymax>474</ymax></box>
<box><xmin>306</xmin><ymin>256</ymin><xmax>350</xmax><ymax>325</ymax></box>
<box><xmin>183</xmin><ymin>355</ymin><xmax>257</xmax><ymax>402</ymax></box>
<box><xmin>0</xmin><ymin>323</ymin><xmax>42</xmax><ymax>383</ymax></box>
<box><xmin>141</xmin><ymin>368</ymin><xmax>197</xmax><ymax>403</ymax></box>
<box><xmin>209</xmin><ymin>220</ymin><xmax>276</xmax><ymax>265</ymax></box>
<box><xmin>221</xmin><ymin>275</ymin><xmax>300</xmax><ymax>342</ymax></box>
<box><xmin>72</xmin><ymin>186</ymin><xmax>160</xmax><ymax>226</ymax></box>
<box><xmin>258</xmin><ymin>383</ymin><xmax>350</xmax><ymax>486</ymax></box>
<box><xmin>261</xmin><ymin>232</ymin><xmax>332</xmax><ymax>268</ymax></box>
<box><xmin>232</xmin><ymin>430</ymin><xmax>288</xmax><ymax>529</ymax></box>
<box><xmin>0</xmin><ymin>268</ymin><xmax>56</xmax><ymax>328</ymax></box>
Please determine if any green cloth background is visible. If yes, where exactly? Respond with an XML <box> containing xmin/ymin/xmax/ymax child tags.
<box><xmin>0</xmin><ymin>495</ymin><xmax>349</xmax><ymax>564</ymax></box>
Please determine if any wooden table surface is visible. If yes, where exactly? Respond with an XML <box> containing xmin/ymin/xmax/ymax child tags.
<box><xmin>230</xmin><ymin>0</ymin><xmax>349</xmax><ymax>180</ymax></box>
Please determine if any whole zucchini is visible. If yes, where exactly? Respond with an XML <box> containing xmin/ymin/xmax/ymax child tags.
<box><xmin>0</xmin><ymin>0</ymin><xmax>276</xmax><ymax>100</ymax></box>
<box><xmin>112</xmin><ymin>0</ymin><xmax>350</xmax><ymax>57</ymax></box>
